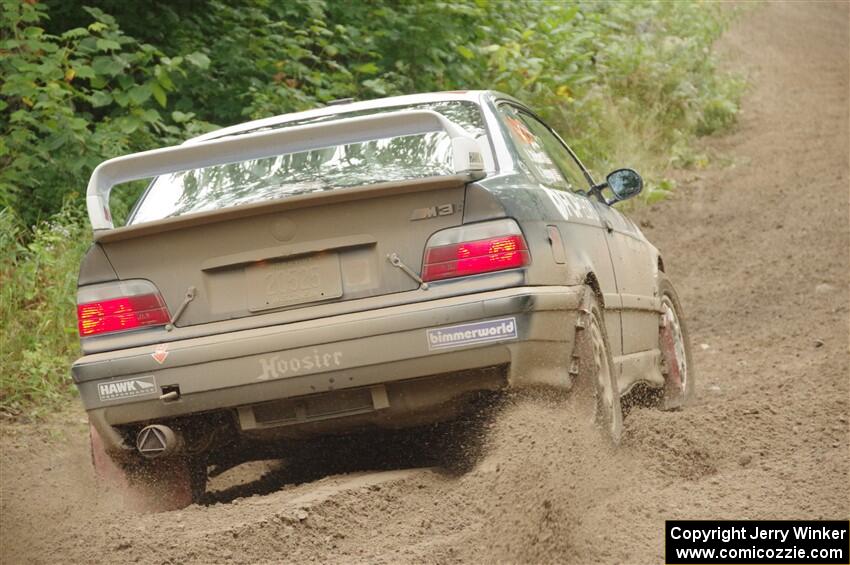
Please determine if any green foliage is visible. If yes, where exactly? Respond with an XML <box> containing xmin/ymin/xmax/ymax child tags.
<box><xmin>0</xmin><ymin>0</ymin><xmax>741</xmax><ymax>412</ymax></box>
<box><xmin>466</xmin><ymin>0</ymin><xmax>742</xmax><ymax>199</ymax></box>
<box><xmin>0</xmin><ymin>204</ymin><xmax>89</xmax><ymax>415</ymax></box>
<box><xmin>40</xmin><ymin>0</ymin><xmax>488</xmax><ymax>124</ymax></box>
<box><xmin>0</xmin><ymin>0</ymin><xmax>215</xmax><ymax>227</ymax></box>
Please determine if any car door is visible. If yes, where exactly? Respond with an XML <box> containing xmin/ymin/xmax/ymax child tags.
<box><xmin>521</xmin><ymin>112</ymin><xmax>658</xmax><ymax>357</ymax></box>
<box><xmin>495</xmin><ymin>103</ymin><xmax>624</xmax><ymax>360</ymax></box>
<box><xmin>592</xmin><ymin>201</ymin><xmax>659</xmax><ymax>355</ymax></box>
<box><xmin>502</xmin><ymin>105</ymin><xmax>659</xmax><ymax>358</ymax></box>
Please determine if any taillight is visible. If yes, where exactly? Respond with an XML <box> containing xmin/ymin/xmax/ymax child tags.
<box><xmin>422</xmin><ymin>219</ymin><xmax>531</xmax><ymax>282</ymax></box>
<box><xmin>77</xmin><ymin>280</ymin><xmax>171</xmax><ymax>337</ymax></box>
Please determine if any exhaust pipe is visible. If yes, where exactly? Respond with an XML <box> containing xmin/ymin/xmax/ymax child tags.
<box><xmin>136</xmin><ymin>424</ymin><xmax>183</xmax><ymax>459</ymax></box>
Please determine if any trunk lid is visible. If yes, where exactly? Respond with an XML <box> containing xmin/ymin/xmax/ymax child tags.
<box><xmin>96</xmin><ymin>175</ymin><xmax>472</xmax><ymax>328</ymax></box>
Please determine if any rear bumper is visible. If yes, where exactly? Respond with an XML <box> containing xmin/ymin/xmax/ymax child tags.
<box><xmin>73</xmin><ymin>285</ymin><xmax>586</xmax><ymax>446</ymax></box>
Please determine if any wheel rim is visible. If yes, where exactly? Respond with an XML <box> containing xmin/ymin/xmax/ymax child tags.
<box><xmin>660</xmin><ymin>296</ymin><xmax>688</xmax><ymax>394</ymax></box>
<box><xmin>589</xmin><ymin>317</ymin><xmax>615</xmax><ymax>424</ymax></box>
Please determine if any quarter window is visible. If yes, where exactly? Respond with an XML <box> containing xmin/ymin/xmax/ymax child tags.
<box><xmin>498</xmin><ymin>104</ymin><xmax>589</xmax><ymax>193</ymax></box>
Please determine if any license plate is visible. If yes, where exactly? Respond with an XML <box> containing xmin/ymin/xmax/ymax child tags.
<box><xmin>246</xmin><ymin>253</ymin><xmax>342</xmax><ymax>311</ymax></box>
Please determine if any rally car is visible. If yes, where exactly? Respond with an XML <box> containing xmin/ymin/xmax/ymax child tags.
<box><xmin>74</xmin><ymin>90</ymin><xmax>693</xmax><ymax>510</ymax></box>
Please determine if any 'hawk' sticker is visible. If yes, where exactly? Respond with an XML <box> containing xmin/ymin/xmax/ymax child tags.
<box><xmin>97</xmin><ymin>376</ymin><xmax>158</xmax><ymax>402</ymax></box>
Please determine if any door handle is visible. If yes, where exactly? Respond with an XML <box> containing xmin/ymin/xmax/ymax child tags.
<box><xmin>604</xmin><ymin>219</ymin><xmax>614</xmax><ymax>233</ymax></box>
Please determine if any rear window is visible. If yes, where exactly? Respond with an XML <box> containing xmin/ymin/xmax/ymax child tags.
<box><xmin>128</xmin><ymin>101</ymin><xmax>485</xmax><ymax>225</ymax></box>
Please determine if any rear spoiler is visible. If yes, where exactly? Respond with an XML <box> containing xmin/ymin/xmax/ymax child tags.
<box><xmin>86</xmin><ymin>110</ymin><xmax>486</xmax><ymax>231</ymax></box>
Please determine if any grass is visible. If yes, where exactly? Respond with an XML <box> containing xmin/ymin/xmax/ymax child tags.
<box><xmin>0</xmin><ymin>205</ymin><xmax>89</xmax><ymax>416</ymax></box>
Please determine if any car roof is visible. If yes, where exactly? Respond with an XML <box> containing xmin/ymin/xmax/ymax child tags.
<box><xmin>186</xmin><ymin>90</ymin><xmax>503</xmax><ymax>145</ymax></box>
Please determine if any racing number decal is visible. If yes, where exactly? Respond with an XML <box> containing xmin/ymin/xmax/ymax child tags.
<box><xmin>545</xmin><ymin>189</ymin><xmax>599</xmax><ymax>222</ymax></box>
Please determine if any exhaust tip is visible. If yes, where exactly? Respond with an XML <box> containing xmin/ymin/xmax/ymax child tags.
<box><xmin>136</xmin><ymin>424</ymin><xmax>180</xmax><ymax>459</ymax></box>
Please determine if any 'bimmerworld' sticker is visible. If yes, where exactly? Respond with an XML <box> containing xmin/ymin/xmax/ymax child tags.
<box><xmin>427</xmin><ymin>317</ymin><xmax>518</xmax><ymax>350</ymax></box>
<box><xmin>97</xmin><ymin>376</ymin><xmax>157</xmax><ymax>402</ymax></box>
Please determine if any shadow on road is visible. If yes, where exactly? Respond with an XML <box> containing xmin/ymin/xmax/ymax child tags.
<box><xmin>202</xmin><ymin>397</ymin><xmax>499</xmax><ymax>505</ymax></box>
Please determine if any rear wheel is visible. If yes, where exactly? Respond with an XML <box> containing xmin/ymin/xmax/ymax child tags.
<box><xmin>89</xmin><ymin>424</ymin><xmax>205</xmax><ymax>512</ymax></box>
<box><xmin>572</xmin><ymin>289</ymin><xmax>623</xmax><ymax>443</ymax></box>
<box><xmin>657</xmin><ymin>276</ymin><xmax>694</xmax><ymax>410</ymax></box>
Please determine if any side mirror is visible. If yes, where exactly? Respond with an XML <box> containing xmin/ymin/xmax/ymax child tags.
<box><xmin>602</xmin><ymin>168</ymin><xmax>643</xmax><ymax>202</ymax></box>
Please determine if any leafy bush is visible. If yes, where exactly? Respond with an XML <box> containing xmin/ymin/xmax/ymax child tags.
<box><xmin>468</xmin><ymin>0</ymin><xmax>741</xmax><ymax>199</ymax></box>
<box><xmin>0</xmin><ymin>0</ymin><xmax>741</xmax><ymax>412</ymax></box>
<box><xmin>0</xmin><ymin>204</ymin><xmax>88</xmax><ymax>415</ymax></box>
<box><xmin>4</xmin><ymin>0</ymin><xmax>740</xmax><ymax>225</ymax></box>
<box><xmin>0</xmin><ymin>0</ymin><xmax>214</xmax><ymax>228</ymax></box>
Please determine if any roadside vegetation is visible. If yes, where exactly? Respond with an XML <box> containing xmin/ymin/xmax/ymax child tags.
<box><xmin>0</xmin><ymin>0</ymin><xmax>741</xmax><ymax>415</ymax></box>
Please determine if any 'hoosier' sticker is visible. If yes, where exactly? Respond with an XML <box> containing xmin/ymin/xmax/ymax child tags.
<box><xmin>427</xmin><ymin>317</ymin><xmax>518</xmax><ymax>350</ymax></box>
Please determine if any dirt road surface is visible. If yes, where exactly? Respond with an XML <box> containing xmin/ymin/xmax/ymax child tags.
<box><xmin>2</xmin><ymin>2</ymin><xmax>848</xmax><ymax>563</ymax></box>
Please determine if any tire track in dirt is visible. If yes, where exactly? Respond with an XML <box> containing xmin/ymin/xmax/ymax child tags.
<box><xmin>1</xmin><ymin>2</ymin><xmax>848</xmax><ymax>563</ymax></box>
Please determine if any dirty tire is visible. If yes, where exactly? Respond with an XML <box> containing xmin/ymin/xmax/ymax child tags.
<box><xmin>657</xmin><ymin>275</ymin><xmax>694</xmax><ymax>410</ymax></box>
<box><xmin>89</xmin><ymin>424</ymin><xmax>201</xmax><ymax>512</ymax></box>
<box><xmin>572</xmin><ymin>289</ymin><xmax>623</xmax><ymax>443</ymax></box>
<box><xmin>89</xmin><ymin>424</ymin><xmax>133</xmax><ymax>490</ymax></box>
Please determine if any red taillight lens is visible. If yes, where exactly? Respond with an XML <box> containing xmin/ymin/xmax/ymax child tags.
<box><xmin>422</xmin><ymin>221</ymin><xmax>530</xmax><ymax>282</ymax></box>
<box><xmin>77</xmin><ymin>281</ymin><xmax>170</xmax><ymax>337</ymax></box>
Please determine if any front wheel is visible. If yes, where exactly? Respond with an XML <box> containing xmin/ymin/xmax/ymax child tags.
<box><xmin>657</xmin><ymin>276</ymin><xmax>694</xmax><ymax>410</ymax></box>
